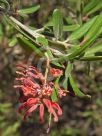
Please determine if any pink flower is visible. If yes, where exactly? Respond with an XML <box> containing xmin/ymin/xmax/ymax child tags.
<box><xmin>18</xmin><ymin>98</ymin><xmax>62</xmax><ymax>122</ymax></box>
<box><xmin>50</xmin><ymin>68</ymin><xmax>63</xmax><ymax>77</ymax></box>
<box><xmin>39</xmin><ymin>104</ymin><xmax>44</xmax><ymax>123</ymax></box>
<box><xmin>42</xmin><ymin>85</ymin><xmax>53</xmax><ymax>96</ymax></box>
<box><xmin>43</xmin><ymin>99</ymin><xmax>62</xmax><ymax>122</ymax></box>
<box><xmin>58</xmin><ymin>88</ymin><xmax>67</xmax><ymax>98</ymax></box>
<box><xmin>14</xmin><ymin>64</ymin><xmax>66</xmax><ymax>123</ymax></box>
<box><xmin>14</xmin><ymin>77</ymin><xmax>41</xmax><ymax>96</ymax></box>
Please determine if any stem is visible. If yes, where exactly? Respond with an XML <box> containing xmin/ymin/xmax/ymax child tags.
<box><xmin>9</xmin><ymin>16</ymin><xmax>43</xmax><ymax>38</ymax></box>
<box><xmin>46</xmin><ymin>113</ymin><xmax>52</xmax><ymax>134</ymax></box>
<box><xmin>7</xmin><ymin>16</ymin><xmax>71</xmax><ymax>49</ymax></box>
<box><xmin>44</xmin><ymin>52</ymin><xmax>50</xmax><ymax>84</ymax></box>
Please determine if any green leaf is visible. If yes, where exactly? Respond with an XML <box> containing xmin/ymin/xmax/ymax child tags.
<box><xmin>0</xmin><ymin>24</ymin><xmax>3</xmax><ymax>36</ymax></box>
<box><xmin>87</xmin><ymin>2</ymin><xmax>102</xmax><ymax>16</ymax></box>
<box><xmin>44</xmin><ymin>19</ymin><xmax>53</xmax><ymax>27</ymax></box>
<box><xmin>51</xmin><ymin>77</ymin><xmax>61</xmax><ymax>102</ymax></box>
<box><xmin>69</xmin><ymin>75</ymin><xmax>91</xmax><ymax>98</ymax></box>
<box><xmin>84</xmin><ymin>15</ymin><xmax>102</xmax><ymax>43</ymax></box>
<box><xmin>0</xmin><ymin>103</ymin><xmax>12</xmax><ymax>113</ymax></box>
<box><xmin>55</xmin><ymin>76</ymin><xmax>61</xmax><ymax>85</ymax></box>
<box><xmin>36</xmin><ymin>36</ymin><xmax>54</xmax><ymax>59</ymax></box>
<box><xmin>65</xmin><ymin>17</ymin><xmax>75</xmax><ymax>25</ymax></box>
<box><xmin>63</xmin><ymin>63</ymin><xmax>73</xmax><ymax>89</ymax></box>
<box><xmin>83</xmin><ymin>0</ymin><xmax>102</xmax><ymax>15</ymax></box>
<box><xmin>83</xmin><ymin>0</ymin><xmax>99</xmax><ymax>13</ymax></box>
<box><xmin>77</xmin><ymin>0</ymin><xmax>82</xmax><ymax>25</ymax></box>
<box><xmin>53</xmin><ymin>9</ymin><xmax>63</xmax><ymax>40</ymax></box>
<box><xmin>63</xmin><ymin>24</ymin><xmax>80</xmax><ymax>32</ymax></box>
<box><xmin>9</xmin><ymin>37</ymin><xmax>17</xmax><ymax>47</ymax></box>
<box><xmin>36</xmin><ymin>36</ymin><xmax>48</xmax><ymax>46</ymax></box>
<box><xmin>51</xmin><ymin>88</ymin><xmax>57</xmax><ymax>102</ymax></box>
<box><xmin>5</xmin><ymin>16</ymin><xmax>63</xmax><ymax>68</ymax></box>
<box><xmin>85</xmin><ymin>40</ymin><xmax>102</xmax><ymax>57</ymax></box>
<box><xmin>79</xmin><ymin>56</ymin><xmax>102</xmax><ymax>61</ymax></box>
<box><xmin>66</xmin><ymin>45</ymin><xmax>81</xmax><ymax>54</ymax></box>
<box><xmin>36</xmin><ymin>36</ymin><xmax>63</xmax><ymax>68</ymax></box>
<box><xmin>4</xmin><ymin>16</ymin><xmax>39</xmax><ymax>46</ymax></box>
<box><xmin>18</xmin><ymin>5</ymin><xmax>40</xmax><ymax>14</ymax></box>
<box><xmin>68</xmin><ymin>16</ymin><xmax>97</xmax><ymax>41</ymax></box>
<box><xmin>17</xmin><ymin>35</ymin><xmax>43</xmax><ymax>56</ymax></box>
<box><xmin>82</xmin><ymin>111</ymin><xmax>93</xmax><ymax>117</ymax></box>
<box><xmin>53</xmin><ymin>14</ymin><xmax>102</xmax><ymax>62</ymax></box>
<box><xmin>96</xmin><ymin>98</ymin><xmax>102</xmax><ymax>107</ymax></box>
<box><xmin>2</xmin><ymin>122</ymin><xmax>20</xmax><ymax>136</ymax></box>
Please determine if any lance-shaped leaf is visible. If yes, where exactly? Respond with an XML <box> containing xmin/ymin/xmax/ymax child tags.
<box><xmin>51</xmin><ymin>77</ymin><xmax>61</xmax><ymax>102</ymax></box>
<box><xmin>63</xmin><ymin>62</ymin><xmax>73</xmax><ymax>89</ymax></box>
<box><xmin>6</xmin><ymin>16</ymin><xmax>66</xmax><ymax>54</ymax></box>
<box><xmin>4</xmin><ymin>15</ymin><xmax>41</xmax><ymax>47</ymax></box>
<box><xmin>83</xmin><ymin>15</ymin><xmax>102</xmax><ymax>44</ymax></box>
<box><xmin>53</xmin><ymin>9</ymin><xmax>63</xmax><ymax>40</ymax></box>
<box><xmin>17</xmin><ymin>35</ymin><xmax>43</xmax><ymax>56</ymax></box>
<box><xmin>51</xmin><ymin>88</ymin><xmax>58</xmax><ymax>102</ymax></box>
<box><xmin>52</xmin><ymin>14</ymin><xmax>102</xmax><ymax>62</ymax></box>
<box><xmin>69</xmin><ymin>75</ymin><xmax>91</xmax><ymax>98</ymax></box>
<box><xmin>63</xmin><ymin>24</ymin><xmax>80</xmax><ymax>32</ymax></box>
<box><xmin>79</xmin><ymin>56</ymin><xmax>102</xmax><ymax>61</ymax></box>
<box><xmin>86</xmin><ymin>2</ymin><xmax>102</xmax><ymax>16</ymax></box>
<box><xmin>83</xmin><ymin>0</ymin><xmax>102</xmax><ymax>16</ymax></box>
<box><xmin>84</xmin><ymin>40</ymin><xmax>102</xmax><ymax>57</ymax></box>
<box><xmin>18</xmin><ymin>5</ymin><xmax>40</xmax><ymax>15</ymax></box>
<box><xmin>83</xmin><ymin>0</ymin><xmax>99</xmax><ymax>13</ymax></box>
<box><xmin>68</xmin><ymin>16</ymin><xmax>97</xmax><ymax>41</ymax></box>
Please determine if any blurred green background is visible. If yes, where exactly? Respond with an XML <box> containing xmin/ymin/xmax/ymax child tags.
<box><xmin>0</xmin><ymin>0</ymin><xmax>102</xmax><ymax>136</ymax></box>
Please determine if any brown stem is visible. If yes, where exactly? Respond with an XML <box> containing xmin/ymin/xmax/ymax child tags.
<box><xmin>44</xmin><ymin>52</ymin><xmax>50</xmax><ymax>85</ymax></box>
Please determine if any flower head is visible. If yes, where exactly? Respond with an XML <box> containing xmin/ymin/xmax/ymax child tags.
<box><xmin>14</xmin><ymin>64</ymin><xmax>67</xmax><ymax>123</ymax></box>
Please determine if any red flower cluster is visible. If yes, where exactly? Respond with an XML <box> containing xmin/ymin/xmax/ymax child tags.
<box><xmin>50</xmin><ymin>68</ymin><xmax>63</xmax><ymax>77</ymax></box>
<box><xmin>14</xmin><ymin>65</ymin><xmax>67</xmax><ymax>123</ymax></box>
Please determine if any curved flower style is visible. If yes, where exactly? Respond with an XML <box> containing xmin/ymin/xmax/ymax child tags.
<box><xmin>14</xmin><ymin>65</ymin><xmax>67</xmax><ymax>123</ymax></box>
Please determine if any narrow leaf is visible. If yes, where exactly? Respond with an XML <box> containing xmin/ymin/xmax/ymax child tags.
<box><xmin>51</xmin><ymin>77</ymin><xmax>60</xmax><ymax>102</ymax></box>
<box><xmin>84</xmin><ymin>14</ymin><xmax>102</xmax><ymax>42</ymax></box>
<box><xmin>53</xmin><ymin>9</ymin><xmax>63</xmax><ymax>40</ymax></box>
<box><xmin>53</xmin><ymin>14</ymin><xmax>102</xmax><ymax>62</ymax></box>
<box><xmin>85</xmin><ymin>40</ymin><xmax>102</xmax><ymax>56</ymax></box>
<box><xmin>17</xmin><ymin>35</ymin><xmax>43</xmax><ymax>56</ymax></box>
<box><xmin>63</xmin><ymin>24</ymin><xmax>80</xmax><ymax>32</ymax></box>
<box><xmin>68</xmin><ymin>16</ymin><xmax>97</xmax><ymax>41</ymax></box>
<box><xmin>63</xmin><ymin>63</ymin><xmax>73</xmax><ymax>89</ymax></box>
<box><xmin>83</xmin><ymin>0</ymin><xmax>101</xmax><ymax>15</ymax></box>
<box><xmin>51</xmin><ymin>88</ymin><xmax>57</xmax><ymax>102</ymax></box>
<box><xmin>18</xmin><ymin>5</ymin><xmax>40</xmax><ymax>14</ymax></box>
<box><xmin>69</xmin><ymin>75</ymin><xmax>91</xmax><ymax>98</ymax></box>
<box><xmin>86</xmin><ymin>2</ymin><xmax>102</xmax><ymax>16</ymax></box>
<box><xmin>79</xmin><ymin>56</ymin><xmax>102</xmax><ymax>61</ymax></box>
